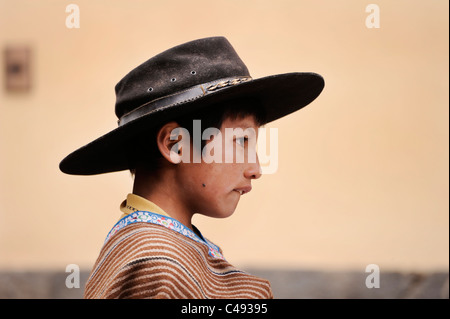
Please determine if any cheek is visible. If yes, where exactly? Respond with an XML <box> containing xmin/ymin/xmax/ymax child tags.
<box><xmin>198</xmin><ymin>165</ymin><xmax>228</xmax><ymax>193</ymax></box>
<box><xmin>179</xmin><ymin>162</ymin><xmax>219</xmax><ymax>191</ymax></box>
<box><xmin>222</xmin><ymin>138</ymin><xmax>235</xmax><ymax>163</ymax></box>
<box><xmin>178</xmin><ymin>163</ymin><xmax>241</xmax><ymax>218</ymax></box>
<box><xmin>192</xmin><ymin>163</ymin><xmax>239</xmax><ymax>195</ymax></box>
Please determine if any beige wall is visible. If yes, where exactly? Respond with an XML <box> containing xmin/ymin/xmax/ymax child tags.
<box><xmin>0</xmin><ymin>0</ymin><xmax>448</xmax><ymax>273</ymax></box>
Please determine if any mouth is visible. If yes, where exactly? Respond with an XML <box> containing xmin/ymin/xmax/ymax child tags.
<box><xmin>233</xmin><ymin>185</ymin><xmax>252</xmax><ymax>196</ymax></box>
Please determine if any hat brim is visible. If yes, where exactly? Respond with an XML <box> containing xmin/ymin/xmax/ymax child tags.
<box><xmin>60</xmin><ymin>72</ymin><xmax>324</xmax><ymax>175</ymax></box>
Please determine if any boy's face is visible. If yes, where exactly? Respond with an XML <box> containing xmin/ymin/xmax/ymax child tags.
<box><xmin>176</xmin><ymin>115</ymin><xmax>262</xmax><ymax>219</ymax></box>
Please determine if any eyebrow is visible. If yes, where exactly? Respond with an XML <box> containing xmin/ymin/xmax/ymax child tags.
<box><xmin>221</xmin><ymin>119</ymin><xmax>260</xmax><ymax>130</ymax></box>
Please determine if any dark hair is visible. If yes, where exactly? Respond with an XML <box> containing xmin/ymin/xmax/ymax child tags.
<box><xmin>128</xmin><ymin>97</ymin><xmax>266</xmax><ymax>175</ymax></box>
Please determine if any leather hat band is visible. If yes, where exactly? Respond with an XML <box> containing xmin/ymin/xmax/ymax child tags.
<box><xmin>118</xmin><ymin>76</ymin><xmax>252</xmax><ymax>127</ymax></box>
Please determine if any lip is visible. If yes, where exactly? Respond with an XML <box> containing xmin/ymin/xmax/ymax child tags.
<box><xmin>233</xmin><ymin>185</ymin><xmax>252</xmax><ymax>195</ymax></box>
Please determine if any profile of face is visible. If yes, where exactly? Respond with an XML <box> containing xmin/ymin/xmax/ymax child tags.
<box><xmin>173</xmin><ymin>115</ymin><xmax>262</xmax><ymax>219</ymax></box>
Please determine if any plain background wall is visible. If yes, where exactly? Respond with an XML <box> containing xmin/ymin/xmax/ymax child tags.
<box><xmin>0</xmin><ymin>0</ymin><xmax>448</xmax><ymax>277</ymax></box>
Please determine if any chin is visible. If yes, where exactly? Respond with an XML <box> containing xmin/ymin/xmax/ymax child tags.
<box><xmin>218</xmin><ymin>210</ymin><xmax>236</xmax><ymax>219</ymax></box>
<box><xmin>206</xmin><ymin>206</ymin><xmax>237</xmax><ymax>219</ymax></box>
<box><xmin>199</xmin><ymin>199</ymin><xmax>238</xmax><ymax>219</ymax></box>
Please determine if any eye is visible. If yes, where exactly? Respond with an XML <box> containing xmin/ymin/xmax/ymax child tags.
<box><xmin>235</xmin><ymin>136</ymin><xmax>248</xmax><ymax>147</ymax></box>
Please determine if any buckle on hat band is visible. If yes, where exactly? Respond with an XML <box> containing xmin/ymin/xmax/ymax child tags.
<box><xmin>118</xmin><ymin>76</ymin><xmax>252</xmax><ymax>127</ymax></box>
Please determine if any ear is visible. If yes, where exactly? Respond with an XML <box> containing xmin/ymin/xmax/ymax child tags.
<box><xmin>156</xmin><ymin>121</ymin><xmax>183</xmax><ymax>164</ymax></box>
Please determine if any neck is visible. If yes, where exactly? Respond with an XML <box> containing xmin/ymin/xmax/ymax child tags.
<box><xmin>132</xmin><ymin>166</ymin><xmax>194</xmax><ymax>231</ymax></box>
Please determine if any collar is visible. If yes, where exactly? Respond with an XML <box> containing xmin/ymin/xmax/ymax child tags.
<box><xmin>119</xmin><ymin>193</ymin><xmax>208</xmax><ymax>243</ymax></box>
<box><xmin>111</xmin><ymin>194</ymin><xmax>224</xmax><ymax>259</ymax></box>
<box><xmin>119</xmin><ymin>193</ymin><xmax>170</xmax><ymax>219</ymax></box>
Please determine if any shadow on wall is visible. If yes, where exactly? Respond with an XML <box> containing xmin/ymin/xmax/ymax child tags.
<box><xmin>0</xmin><ymin>269</ymin><xmax>448</xmax><ymax>299</ymax></box>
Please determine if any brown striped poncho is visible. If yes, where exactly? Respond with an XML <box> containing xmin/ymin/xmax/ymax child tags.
<box><xmin>84</xmin><ymin>221</ymin><xmax>273</xmax><ymax>299</ymax></box>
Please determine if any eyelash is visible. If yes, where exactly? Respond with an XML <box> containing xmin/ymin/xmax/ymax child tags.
<box><xmin>236</xmin><ymin>137</ymin><xmax>248</xmax><ymax>146</ymax></box>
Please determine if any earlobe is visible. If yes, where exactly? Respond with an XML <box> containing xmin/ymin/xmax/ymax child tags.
<box><xmin>169</xmin><ymin>144</ymin><xmax>182</xmax><ymax>164</ymax></box>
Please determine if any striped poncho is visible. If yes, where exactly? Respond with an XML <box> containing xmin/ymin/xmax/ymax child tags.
<box><xmin>84</xmin><ymin>210</ymin><xmax>273</xmax><ymax>299</ymax></box>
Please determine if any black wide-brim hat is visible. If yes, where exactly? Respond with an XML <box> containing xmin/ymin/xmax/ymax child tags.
<box><xmin>60</xmin><ymin>37</ymin><xmax>325</xmax><ymax>175</ymax></box>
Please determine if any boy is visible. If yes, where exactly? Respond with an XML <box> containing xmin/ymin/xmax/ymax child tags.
<box><xmin>60</xmin><ymin>36</ymin><xmax>324</xmax><ymax>298</ymax></box>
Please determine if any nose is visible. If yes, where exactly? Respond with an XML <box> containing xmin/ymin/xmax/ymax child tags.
<box><xmin>244</xmin><ymin>154</ymin><xmax>262</xmax><ymax>180</ymax></box>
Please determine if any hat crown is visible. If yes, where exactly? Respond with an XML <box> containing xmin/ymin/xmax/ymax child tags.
<box><xmin>114</xmin><ymin>37</ymin><xmax>250</xmax><ymax>119</ymax></box>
